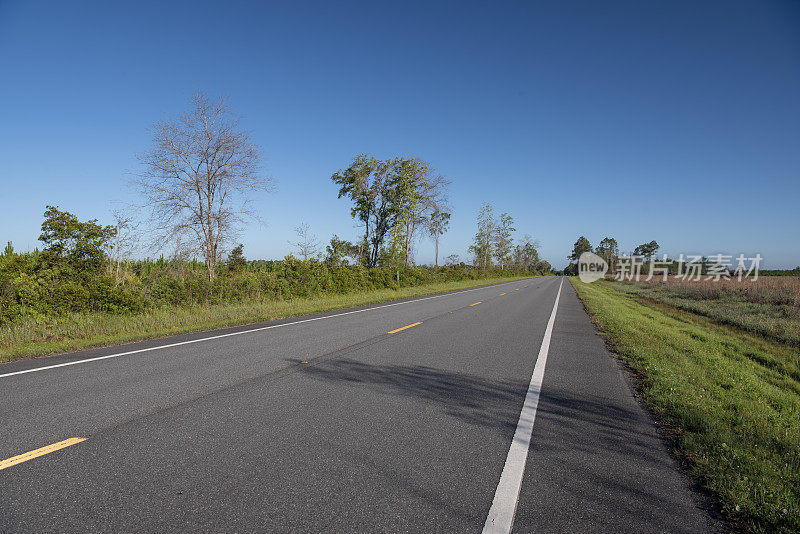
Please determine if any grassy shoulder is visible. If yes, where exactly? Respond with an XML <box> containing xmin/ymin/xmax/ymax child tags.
<box><xmin>570</xmin><ymin>278</ymin><xmax>799</xmax><ymax>533</ymax></box>
<box><xmin>612</xmin><ymin>278</ymin><xmax>800</xmax><ymax>347</ymax></box>
<box><xmin>0</xmin><ymin>275</ymin><xmax>531</xmax><ymax>363</ymax></box>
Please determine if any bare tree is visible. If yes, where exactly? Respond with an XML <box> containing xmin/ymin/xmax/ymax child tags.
<box><xmin>107</xmin><ymin>207</ymin><xmax>139</xmax><ymax>285</ymax></box>
<box><xmin>135</xmin><ymin>91</ymin><xmax>272</xmax><ymax>280</ymax></box>
<box><xmin>290</xmin><ymin>222</ymin><xmax>320</xmax><ymax>261</ymax></box>
<box><xmin>444</xmin><ymin>253</ymin><xmax>461</xmax><ymax>266</ymax></box>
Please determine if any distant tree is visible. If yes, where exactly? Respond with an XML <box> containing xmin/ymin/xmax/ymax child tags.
<box><xmin>135</xmin><ymin>91</ymin><xmax>272</xmax><ymax>280</ymax></box>
<box><xmin>107</xmin><ymin>208</ymin><xmax>139</xmax><ymax>285</ymax></box>
<box><xmin>595</xmin><ymin>237</ymin><xmax>619</xmax><ymax>271</ymax></box>
<box><xmin>493</xmin><ymin>212</ymin><xmax>516</xmax><ymax>269</ymax></box>
<box><xmin>514</xmin><ymin>233</ymin><xmax>540</xmax><ymax>271</ymax></box>
<box><xmin>290</xmin><ymin>223</ymin><xmax>321</xmax><ymax>261</ymax></box>
<box><xmin>427</xmin><ymin>208</ymin><xmax>451</xmax><ymax>267</ymax></box>
<box><xmin>226</xmin><ymin>243</ymin><xmax>247</xmax><ymax>271</ymax></box>
<box><xmin>39</xmin><ymin>205</ymin><xmax>115</xmax><ymax>275</ymax></box>
<box><xmin>444</xmin><ymin>253</ymin><xmax>461</xmax><ymax>266</ymax></box>
<box><xmin>568</xmin><ymin>236</ymin><xmax>593</xmax><ymax>261</ymax></box>
<box><xmin>633</xmin><ymin>240</ymin><xmax>660</xmax><ymax>260</ymax></box>
<box><xmin>324</xmin><ymin>235</ymin><xmax>358</xmax><ymax>266</ymax></box>
<box><xmin>535</xmin><ymin>259</ymin><xmax>552</xmax><ymax>273</ymax></box>
<box><xmin>469</xmin><ymin>202</ymin><xmax>495</xmax><ymax>270</ymax></box>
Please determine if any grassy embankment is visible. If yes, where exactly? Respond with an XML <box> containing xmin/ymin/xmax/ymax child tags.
<box><xmin>0</xmin><ymin>275</ymin><xmax>529</xmax><ymax>364</ymax></box>
<box><xmin>612</xmin><ymin>277</ymin><xmax>800</xmax><ymax>346</ymax></box>
<box><xmin>571</xmin><ymin>278</ymin><xmax>799</xmax><ymax>533</ymax></box>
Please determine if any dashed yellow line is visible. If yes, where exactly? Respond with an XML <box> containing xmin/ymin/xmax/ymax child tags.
<box><xmin>514</xmin><ymin>288</ymin><xmax>520</xmax><ymax>291</ymax></box>
<box><xmin>0</xmin><ymin>437</ymin><xmax>86</xmax><ymax>471</ymax></box>
<box><xmin>469</xmin><ymin>302</ymin><xmax>482</xmax><ymax>306</ymax></box>
<box><xmin>387</xmin><ymin>322</ymin><xmax>422</xmax><ymax>334</ymax></box>
<box><xmin>499</xmin><ymin>293</ymin><xmax>507</xmax><ymax>296</ymax></box>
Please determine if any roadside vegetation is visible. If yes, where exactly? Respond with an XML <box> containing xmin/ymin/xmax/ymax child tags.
<box><xmin>1</xmin><ymin>275</ymin><xmax>530</xmax><ymax>363</ymax></box>
<box><xmin>571</xmin><ymin>278</ymin><xmax>800</xmax><ymax>533</ymax></box>
<box><xmin>0</xmin><ymin>205</ymin><xmax>547</xmax><ymax>363</ymax></box>
<box><xmin>614</xmin><ymin>277</ymin><xmax>800</xmax><ymax>347</ymax></box>
<box><xmin>0</xmin><ymin>93</ymin><xmax>552</xmax><ymax>362</ymax></box>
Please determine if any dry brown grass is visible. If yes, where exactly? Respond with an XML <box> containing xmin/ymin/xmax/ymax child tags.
<box><xmin>640</xmin><ymin>275</ymin><xmax>800</xmax><ymax>307</ymax></box>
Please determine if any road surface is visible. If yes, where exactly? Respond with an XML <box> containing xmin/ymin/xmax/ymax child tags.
<box><xmin>0</xmin><ymin>277</ymin><xmax>720</xmax><ymax>532</ymax></box>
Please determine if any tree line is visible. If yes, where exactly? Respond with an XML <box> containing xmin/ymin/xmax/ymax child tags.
<box><xmin>0</xmin><ymin>206</ymin><xmax>529</xmax><ymax>326</ymax></box>
<box><xmin>468</xmin><ymin>203</ymin><xmax>550</xmax><ymax>273</ymax></box>
<box><xmin>0</xmin><ymin>92</ymin><xmax>551</xmax><ymax>326</ymax></box>
<box><xmin>563</xmin><ymin>235</ymin><xmax>660</xmax><ymax>275</ymax></box>
<box><xmin>559</xmin><ymin>235</ymin><xmax>755</xmax><ymax>277</ymax></box>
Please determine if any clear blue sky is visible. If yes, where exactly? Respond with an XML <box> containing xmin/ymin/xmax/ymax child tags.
<box><xmin>1</xmin><ymin>0</ymin><xmax>798</xmax><ymax>268</ymax></box>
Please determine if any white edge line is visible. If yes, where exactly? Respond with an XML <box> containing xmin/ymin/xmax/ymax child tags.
<box><xmin>0</xmin><ymin>278</ymin><xmax>543</xmax><ymax>379</ymax></box>
<box><xmin>482</xmin><ymin>277</ymin><xmax>563</xmax><ymax>534</ymax></box>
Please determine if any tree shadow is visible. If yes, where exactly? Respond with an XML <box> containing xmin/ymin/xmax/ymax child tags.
<box><xmin>297</xmin><ymin>357</ymin><xmax>655</xmax><ymax>449</ymax></box>
<box><xmin>295</xmin><ymin>357</ymin><xmax>718</xmax><ymax>532</ymax></box>
<box><xmin>297</xmin><ymin>357</ymin><xmax>529</xmax><ymax>435</ymax></box>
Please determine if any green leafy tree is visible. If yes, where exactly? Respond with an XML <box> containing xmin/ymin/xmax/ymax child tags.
<box><xmin>469</xmin><ymin>202</ymin><xmax>495</xmax><ymax>270</ymax></box>
<box><xmin>595</xmin><ymin>237</ymin><xmax>619</xmax><ymax>270</ymax></box>
<box><xmin>324</xmin><ymin>235</ymin><xmax>360</xmax><ymax>266</ymax></box>
<box><xmin>493</xmin><ymin>212</ymin><xmax>516</xmax><ymax>268</ymax></box>
<box><xmin>633</xmin><ymin>240</ymin><xmax>660</xmax><ymax>260</ymax></box>
<box><xmin>428</xmin><ymin>208</ymin><xmax>451</xmax><ymax>267</ymax></box>
<box><xmin>331</xmin><ymin>155</ymin><xmax>408</xmax><ymax>267</ymax></box>
<box><xmin>568</xmin><ymin>236</ymin><xmax>593</xmax><ymax>261</ymax></box>
<box><xmin>39</xmin><ymin>205</ymin><xmax>115</xmax><ymax>275</ymax></box>
<box><xmin>396</xmin><ymin>159</ymin><xmax>450</xmax><ymax>266</ymax></box>
<box><xmin>226</xmin><ymin>244</ymin><xmax>247</xmax><ymax>272</ymax></box>
<box><xmin>514</xmin><ymin>234</ymin><xmax>540</xmax><ymax>271</ymax></box>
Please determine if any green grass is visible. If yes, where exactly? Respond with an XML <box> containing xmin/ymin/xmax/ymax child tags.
<box><xmin>612</xmin><ymin>280</ymin><xmax>800</xmax><ymax>347</ymax></box>
<box><xmin>570</xmin><ymin>279</ymin><xmax>800</xmax><ymax>533</ymax></box>
<box><xmin>0</xmin><ymin>275</ymin><xmax>530</xmax><ymax>363</ymax></box>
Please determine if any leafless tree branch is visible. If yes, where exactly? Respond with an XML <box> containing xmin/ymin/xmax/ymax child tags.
<box><xmin>134</xmin><ymin>91</ymin><xmax>273</xmax><ymax>279</ymax></box>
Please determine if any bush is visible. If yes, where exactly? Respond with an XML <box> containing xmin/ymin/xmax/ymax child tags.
<box><xmin>0</xmin><ymin>250</ymin><xmax>542</xmax><ymax>327</ymax></box>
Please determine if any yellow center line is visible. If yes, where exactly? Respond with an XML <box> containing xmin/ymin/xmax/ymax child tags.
<box><xmin>387</xmin><ymin>322</ymin><xmax>422</xmax><ymax>334</ymax></box>
<box><xmin>469</xmin><ymin>301</ymin><xmax>482</xmax><ymax>306</ymax></box>
<box><xmin>499</xmin><ymin>293</ymin><xmax>506</xmax><ymax>296</ymax></box>
<box><xmin>514</xmin><ymin>288</ymin><xmax>520</xmax><ymax>291</ymax></box>
<box><xmin>0</xmin><ymin>437</ymin><xmax>87</xmax><ymax>471</ymax></box>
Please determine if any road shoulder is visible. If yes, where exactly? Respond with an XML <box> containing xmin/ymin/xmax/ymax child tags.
<box><xmin>512</xmin><ymin>280</ymin><xmax>726</xmax><ymax>533</ymax></box>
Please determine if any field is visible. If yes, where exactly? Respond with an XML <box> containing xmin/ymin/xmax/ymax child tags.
<box><xmin>0</xmin><ymin>275</ymin><xmax>528</xmax><ymax>363</ymax></box>
<box><xmin>615</xmin><ymin>276</ymin><xmax>800</xmax><ymax>346</ymax></box>
<box><xmin>571</xmin><ymin>277</ymin><xmax>800</xmax><ymax>533</ymax></box>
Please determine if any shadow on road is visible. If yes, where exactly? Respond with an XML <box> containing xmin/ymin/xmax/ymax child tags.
<box><xmin>298</xmin><ymin>357</ymin><xmax>529</xmax><ymax>434</ymax></box>
<box><xmin>295</xmin><ymin>357</ymin><xmax>717</xmax><ymax>532</ymax></box>
<box><xmin>297</xmin><ymin>357</ymin><xmax>651</xmax><ymax>447</ymax></box>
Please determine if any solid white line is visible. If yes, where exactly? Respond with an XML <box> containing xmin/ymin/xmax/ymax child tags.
<box><xmin>0</xmin><ymin>278</ymin><xmax>538</xmax><ymax>379</ymax></box>
<box><xmin>483</xmin><ymin>277</ymin><xmax>563</xmax><ymax>534</ymax></box>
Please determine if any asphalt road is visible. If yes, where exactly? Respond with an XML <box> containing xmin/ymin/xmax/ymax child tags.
<box><xmin>0</xmin><ymin>277</ymin><xmax>721</xmax><ymax>533</ymax></box>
